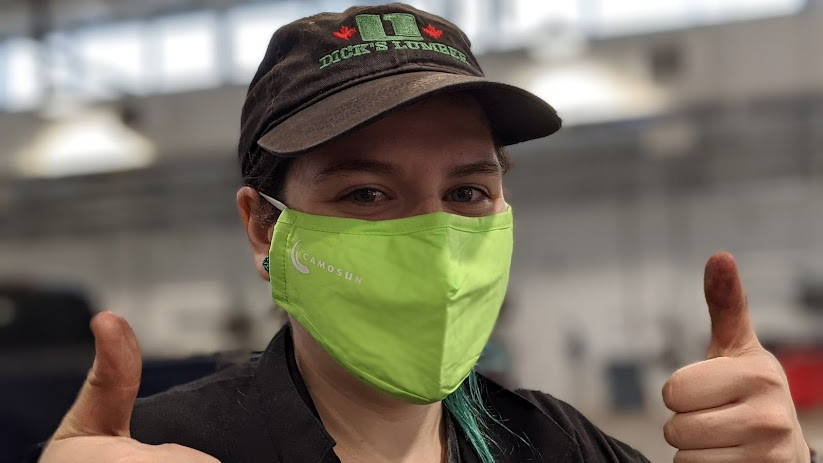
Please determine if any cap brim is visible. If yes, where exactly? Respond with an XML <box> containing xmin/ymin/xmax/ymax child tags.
<box><xmin>257</xmin><ymin>71</ymin><xmax>561</xmax><ymax>156</ymax></box>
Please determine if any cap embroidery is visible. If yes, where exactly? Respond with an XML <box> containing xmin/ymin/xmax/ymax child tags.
<box><xmin>333</xmin><ymin>25</ymin><xmax>357</xmax><ymax>40</ymax></box>
<box><xmin>421</xmin><ymin>24</ymin><xmax>443</xmax><ymax>39</ymax></box>
<box><xmin>319</xmin><ymin>13</ymin><xmax>470</xmax><ymax>70</ymax></box>
<box><xmin>357</xmin><ymin>13</ymin><xmax>423</xmax><ymax>41</ymax></box>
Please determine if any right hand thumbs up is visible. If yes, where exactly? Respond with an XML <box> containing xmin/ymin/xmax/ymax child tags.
<box><xmin>40</xmin><ymin>312</ymin><xmax>220</xmax><ymax>463</ymax></box>
<box><xmin>52</xmin><ymin>311</ymin><xmax>142</xmax><ymax>441</ymax></box>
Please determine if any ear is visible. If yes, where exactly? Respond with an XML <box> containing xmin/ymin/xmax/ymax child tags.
<box><xmin>236</xmin><ymin>186</ymin><xmax>277</xmax><ymax>281</ymax></box>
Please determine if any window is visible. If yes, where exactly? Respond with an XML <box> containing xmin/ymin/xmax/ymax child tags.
<box><xmin>700</xmin><ymin>0</ymin><xmax>805</xmax><ymax>23</ymax></box>
<box><xmin>0</xmin><ymin>0</ymin><xmax>809</xmax><ymax>111</ymax></box>
<box><xmin>513</xmin><ymin>0</ymin><xmax>579</xmax><ymax>31</ymax></box>
<box><xmin>228</xmin><ymin>3</ymin><xmax>308</xmax><ymax>83</ymax></box>
<box><xmin>591</xmin><ymin>0</ymin><xmax>691</xmax><ymax>36</ymax></box>
<box><xmin>3</xmin><ymin>38</ymin><xmax>43</xmax><ymax>110</ymax></box>
<box><xmin>153</xmin><ymin>11</ymin><xmax>219</xmax><ymax>92</ymax></box>
<box><xmin>76</xmin><ymin>21</ymin><xmax>145</xmax><ymax>98</ymax></box>
<box><xmin>589</xmin><ymin>0</ymin><xmax>805</xmax><ymax>36</ymax></box>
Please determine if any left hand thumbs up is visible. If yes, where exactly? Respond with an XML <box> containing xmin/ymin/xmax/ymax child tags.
<box><xmin>662</xmin><ymin>251</ymin><xmax>811</xmax><ymax>462</ymax></box>
<box><xmin>704</xmin><ymin>251</ymin><xmax>760</xmax><ymax>358</ymax></box>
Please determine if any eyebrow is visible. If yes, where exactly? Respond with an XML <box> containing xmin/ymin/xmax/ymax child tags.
<box><xmin>447</xmin><ymin>159</ymin><xmax>503</xmax><ymax>178</ymax></box>
<box><xmin>312</xmin><ymin>159</ymin><xmax>403</xmax><ymax>182</ymax></box>
<box><xmin>310</xmin><ymin>157</ymin><xmax>503</xmax><ymax>182</ymax></box>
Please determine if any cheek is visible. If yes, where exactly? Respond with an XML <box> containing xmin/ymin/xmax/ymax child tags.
<box><xmin>494</xmin><ymin>198</ymin><xmax>508</xmax><ymax>213</ymax></box>
<box><xmin>494</xmin><ymin>184</ymin><xmax>508</xmax><ymax>211</ymax></box>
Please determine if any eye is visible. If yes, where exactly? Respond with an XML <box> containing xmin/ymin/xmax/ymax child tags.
<box><xmin>447</xmin><ymin>186</ymin><xmax>484</xmax><ymax>203</ymax></box>
<box><xmin>348</xmin><ymin>188</ymin><xmax>384</xmax><ymax>203</ymax></box>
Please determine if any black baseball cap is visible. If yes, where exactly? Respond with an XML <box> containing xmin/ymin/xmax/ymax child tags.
<box><xmin>238</xmin><ymin>2</ymin><xmax>562</xmax><ymax>177</ymax></box>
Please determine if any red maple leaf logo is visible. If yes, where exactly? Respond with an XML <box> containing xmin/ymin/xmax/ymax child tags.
<box><xmin>422</xmin><ymin>24</ymin><xmax>443</xmax><ymax>39</ymax></box>
<box><xmin>333</xmin><ymin>25</ymin><xmax>357</xmax><ymax>40</ymax></box>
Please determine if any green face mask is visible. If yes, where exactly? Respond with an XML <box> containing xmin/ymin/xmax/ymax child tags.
<box><xmin>262</xmin><ymin>194</ymin><xmax>513</xmax><ymax>404</ymax></box>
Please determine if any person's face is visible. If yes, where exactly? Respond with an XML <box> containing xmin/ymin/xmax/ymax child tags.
<box><xmin>282</xmin><ymin>93</ymin><xmax>507</xmax><ymax>220</ymax></box>
<box><xmin>237</xmin><ymin>93</ymin><xmax>506</xmax><ymax>279</ymax></box>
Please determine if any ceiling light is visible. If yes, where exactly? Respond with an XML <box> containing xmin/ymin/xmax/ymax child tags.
<box><xmin>15</xmin><ymin>107</ymin><xmax>155</xmax><ymax>178</ymax></box>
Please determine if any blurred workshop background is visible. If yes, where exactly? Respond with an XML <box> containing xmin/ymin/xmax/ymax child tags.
<box><xmin>1</xmin><ymin>0</ymin><xmax>823</xmax><ymax>461</ymax></box>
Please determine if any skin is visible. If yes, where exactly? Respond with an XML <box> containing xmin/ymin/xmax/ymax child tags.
<box><xmin>37</xmin><ymin>95</ymin><xmax>809</xmax><ymax>463</ymax></box>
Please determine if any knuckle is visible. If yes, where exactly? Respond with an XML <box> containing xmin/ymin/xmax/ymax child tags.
<box><xmin>766</xmin><ymin>360</ymin><xmax>789</xmax><ymax>384</ymax></box>
<box><xmin>663</xmin><ymin>419</ymin><xmax>682</xmax><ymax>447</ymax></box>
<box><xmin>662</xmin><ymin>375</ymin><xmax>681</xmax><ymax>410</ymax></box>
<box><xmin>56</xmin><ymin>414</ymin><xmax>98</xmax><ymax>439</ymax></box>
<box><xmin>662</xmin><ymin>380</ymin><xmax>674</xmax><ymax>407</ymax></box>
<box><xmin>744</xmin><ymin>364</ymin><xmax>785</xmax><ymax>391</ymax></box>
<box><xmin>752</xmin><ymin>407</ymin><xmax>793</xmax><ymax>435</ymax></box>
<box><xmin>672</xmin><ymin>450</ymin><xmax>692</xmax><ymax>463</ymax></box>
<box><xmin>760</xmin><ymin>370</ymin><xmax>784</xmax><ymax>389</ymax></box>
<box><xmin>662</xmin><ymin>363</ymin><xmax>708</xmax><ymax>411</ymax></box>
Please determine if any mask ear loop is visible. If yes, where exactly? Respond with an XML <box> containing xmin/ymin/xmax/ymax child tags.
<box><xmin>259</xmin><ymin>192</ymin><xmax>288</xmax><ymax>211</ymax></box>
<box><xmin>258</xmin><ymin>192</ymin><xmax>286</xmax><ymax>276</ymax></box>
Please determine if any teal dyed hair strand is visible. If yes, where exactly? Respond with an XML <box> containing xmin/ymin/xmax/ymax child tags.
<box><xmin>443</xmin><ymin>371</ymin><xmax>496</xmax><ymax>463</ymax></box>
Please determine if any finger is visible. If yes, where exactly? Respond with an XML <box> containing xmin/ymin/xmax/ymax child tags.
<box><xmin>52</xmin><ymin>312</ymin><xmax>142</xmax><ymax>440</ymax></box>
<box><xmin>664</xmin><ymin>403</ymin><xmax>748</xmax><ymax>450</ymax></box>
<box><xmin>41</xmin><ymin>437</ymin><xmax>222</xmax><ymax>463</ymax></box>
<box><xmin>662</xmin><ymin>356</ymin><xmax>765</xmax><ymax>413</ymax></box>
<box><xmin>704</xmin><ymin>251</ymin><xmax>760</xmax><ymax>358</ymax></box>
<box><xmin>673</xmin><ymin>447</ymin><xmax>741</xmax><ymax>463</ymax></box>
<box><xmin>40</xmin><ymin>436</ymin><xmax>141</xmax><ymax>463</ymax></box>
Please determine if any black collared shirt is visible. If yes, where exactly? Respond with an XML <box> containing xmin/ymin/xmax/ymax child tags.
<box><xmin>125</xmin><ymin>326</ymin><xmax>649</xmax><ymax>462</ymax></box>
<box><xmin>30</xmin><ymin>326</ymin><xmax>650</xmax><ymax>462</ymax></box>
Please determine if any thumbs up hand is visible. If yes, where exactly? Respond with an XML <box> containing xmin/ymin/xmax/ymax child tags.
<box><xmin>662</xmin><ymin>252</ymin><xmax>811</xmax><ymax>462</ymax></box>
<box><xmin>39</xmin><ymin>312</ymin><xmax>219</xmax><ymax>463</ymax></box>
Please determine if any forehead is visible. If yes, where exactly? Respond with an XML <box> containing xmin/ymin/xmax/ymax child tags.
<box><xmin>294</xmin><ymin>93</ymin><xmax>497</xmax><ymax>173</ymax></box>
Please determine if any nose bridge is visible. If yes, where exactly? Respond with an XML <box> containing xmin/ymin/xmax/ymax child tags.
<box><xmin>402</xmin><ymin>165</ymin><xmax>445</xmax><ymax>217</ymax></box>
<box><xmin>408</xmin><ymin>196</ymin><xmax>445</xmax><ymax>216</ymax></box>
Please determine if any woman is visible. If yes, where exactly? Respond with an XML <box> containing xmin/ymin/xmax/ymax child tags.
<box><xmin>37</xmin><ymin>4</ymin><xmax>811</xmax><ymax>463</ymax></box>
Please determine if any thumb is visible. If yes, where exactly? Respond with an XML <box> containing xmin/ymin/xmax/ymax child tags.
<box><xmin>704</xmin><ymin>251</ymin><xmax>761</xmax><ymax>358</ymax></box>
<box><xmin>52</xmin><ymin>311</ymin><xmax>142</xmax><ymax>440</ymax></box>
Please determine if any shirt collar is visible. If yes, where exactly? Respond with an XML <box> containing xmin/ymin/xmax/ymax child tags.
<box><xmin>248</xmin><ymin>325</ymin><xmax>337</xmax><ymax>463</ymax></box>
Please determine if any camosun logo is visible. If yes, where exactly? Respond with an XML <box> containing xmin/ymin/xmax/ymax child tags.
<box><xmin>290</xmin><ymin>240</ymin><xmax>364</xmax><ymax>284</ymax></box>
